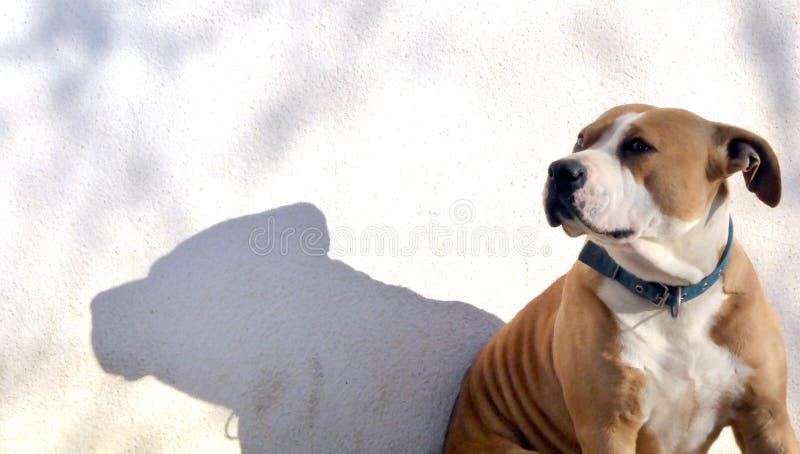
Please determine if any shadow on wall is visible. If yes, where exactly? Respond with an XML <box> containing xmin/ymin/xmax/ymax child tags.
<box><xmin>90</xmin><ymin>202</ymin><xmax>502</xmax><ymax>453</ymax></box>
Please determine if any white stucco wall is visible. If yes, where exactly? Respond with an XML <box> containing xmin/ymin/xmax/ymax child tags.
<box><xmin>1</xmin><ymin>1</ymin><xmax>798</xmax><ymax>452</ymax></box>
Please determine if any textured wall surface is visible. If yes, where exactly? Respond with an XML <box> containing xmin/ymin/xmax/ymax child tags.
<box><xmin>1</xmin><ymin>1</ymin><xmax>798</xmax><ymax>452</ymax></box>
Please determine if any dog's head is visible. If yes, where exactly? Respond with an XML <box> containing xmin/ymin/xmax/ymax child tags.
<box><xmin>544</xmin><ymin>104</ymin><xmax>781</xmax><ymax>244</ymax></box>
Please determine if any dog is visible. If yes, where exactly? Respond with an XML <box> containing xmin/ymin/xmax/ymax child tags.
<box><xmin>444</xmin><ymin>104</ymin><xmax>799</xmax><ymax>453</ymax></box>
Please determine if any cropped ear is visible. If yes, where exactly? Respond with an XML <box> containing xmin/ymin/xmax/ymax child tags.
<box><xmin>714</xmin><ymin>123</ymin><xmax>781</xmax><ymax>207</ymax></box>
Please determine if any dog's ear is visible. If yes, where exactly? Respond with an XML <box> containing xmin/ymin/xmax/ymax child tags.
<box><xmin>714</xmin><ymin>123</ymin><xmax>781</xmax><ymax>207</ymax></box>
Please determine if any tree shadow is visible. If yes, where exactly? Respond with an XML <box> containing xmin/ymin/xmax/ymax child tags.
<box><xmin>238</xmin><ymin>0</ymin><xmax>391</xmax><ymax>172</ymax></box>
<box><xmin>741</xmin><ymin>0</ymin><xmax>800</xmax><ymax>211</ymax></box>
<box><xmin>0</xmin><ymin>0</ymin><xmax>221</xmax><ymax>136</ymax></box>
<box><xmin>741</xmin><ymin>1</ymin><xmax>797</xmax><ymax>120</ymax></box>
<box><xmin>90</xmin><ymin>202</ymin><xmax>502</xmax><ymax>452</ymax></box>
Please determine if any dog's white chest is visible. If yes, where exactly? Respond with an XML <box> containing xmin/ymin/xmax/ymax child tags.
<box><xmin>598</xmin><ymin>280</ymin><xmax>752</xmax><ymax>453</ymax></box>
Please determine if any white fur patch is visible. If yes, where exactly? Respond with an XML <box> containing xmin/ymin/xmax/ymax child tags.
<box><xmin>571</xmin><ymin>113</ymin><xmax>660</xmax><ymax>238</ymax></box>
<box><xmin>597</xmin><ymin>279</ymin><xmax>752</xmax><ymax>453</ymax></box>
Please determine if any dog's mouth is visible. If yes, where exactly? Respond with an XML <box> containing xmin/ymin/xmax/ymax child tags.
<box><xmin>544</xmin><ymin>194</ymin><xmax>634</xmax><ymax>240</ymax></box>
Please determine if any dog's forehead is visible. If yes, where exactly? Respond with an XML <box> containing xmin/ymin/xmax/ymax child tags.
<box><xmin>581</xmin><ymin>105</ymin><xmax>713</xmax><ymax>148</ymax></box>
<box><xmin>632</xmin><ymin>109</ymin><xmax>713</xmax><ymax>143</ymax></box>
<box><xmin>579</xmin><ymin>104</ymin><xmax>654</xmax><ymax>144</ymax></box>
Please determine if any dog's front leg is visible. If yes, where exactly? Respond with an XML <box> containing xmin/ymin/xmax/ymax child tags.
<box><xmin>731</xmin><ymin>396</ymin><xmax>800</xmax><ymax>454</ymax></box>
<box><xmin>563</xmin><ymin>397</ymin><xmax>642</xmax><ymax>454</ymax></box>
<box><xmin>571</xmin><ymin>422</ymin><xmax>639</xmax><ymax>454</ymax></box>
<box><xmin>553</xmin><ymin>301</ymin><xmax>645</xmax><ymax>453</ymax></box>
<box><xmin>716</xmin><ymin>292</ymin><xmax>800</xmax><ymax>454</ymax></box>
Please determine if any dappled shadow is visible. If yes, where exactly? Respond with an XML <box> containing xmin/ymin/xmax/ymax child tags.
<box><xmin>0</xmin><ymin>107</ymin><xmax>8</xmax><ymax>141</ymax></box>
<box><xmin>0</xmin><ymin>0</ymin><xmax>227</xmax><ymax>284</ymax></box>
<box><xmin>741</xmin><ymin>1</ymin><xmax>798</xmax><ymax>119</ymax></box>
<box><xmin>741</xmin><ymin>0</ymin><xmax>800</xmax><ymax>208</ymax></box>
<box><xmin>0</xmin><ymin>0</ymin><xmax>111</xmax><ymax>119</ymax></box>
<box><xmin>0</xmin><ymin>0</ymin><xmax>219</xmax><ymax>127</ymax></box>
<box><xmin>91</xmin><ymin>202</ymin><xmax>502</xmax><ymax>452</ymax></box>
<box><xmin>239</xmin><ymin>0</ymin><xmax>391</xmax><ymax>170</ymax></box>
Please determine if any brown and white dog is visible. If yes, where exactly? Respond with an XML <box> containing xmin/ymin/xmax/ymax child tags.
<box><xmin>444</xmin><ymin>104</ymin><xmax>799</xmax><ymax>453</ymax></box>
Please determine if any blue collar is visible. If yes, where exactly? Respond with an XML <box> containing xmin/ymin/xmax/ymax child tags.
<box><xmin>578</xmin><ymin>218</ymin><xmax>734</xmax><ymax>318</ymax></box>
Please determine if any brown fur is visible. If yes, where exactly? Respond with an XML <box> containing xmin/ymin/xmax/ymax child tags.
<box><xmin>444</xmin><ymin>261</ymin><xmax>655</xmax><ymax>453</ymax></box>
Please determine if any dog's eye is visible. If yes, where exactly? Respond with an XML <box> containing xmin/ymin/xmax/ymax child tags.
<box><xmin>574</xmin><ymin>134</ymin><xmax>585</xmax><ymax>150</ymax></box>
<box><xmin>621</xmin><ymin>137</ymin><xmax>653</xmax><ymax>154</ymax></box>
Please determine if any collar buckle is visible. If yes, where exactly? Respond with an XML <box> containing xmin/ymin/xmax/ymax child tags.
<box><xmin>671</xmin><ymin>287</ymin><xmax>683</xmax><ymax>318</ymax></box>
<box><xmin>654</xmin><ymin>283</ymin><xmax>670</xmax><ymax>308</ymax></box>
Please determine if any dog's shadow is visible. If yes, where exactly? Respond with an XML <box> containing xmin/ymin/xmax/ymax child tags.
<box><xmin>90</xmin><ymin>202</ymin><xmax>502</xmax><ymax>453</ymax></box>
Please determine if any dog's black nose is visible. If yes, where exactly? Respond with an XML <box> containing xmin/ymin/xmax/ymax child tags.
<box><xmin>547</xmin><ymin>159</ymin><xmax>586</xmax><ymax>193</ymax></box>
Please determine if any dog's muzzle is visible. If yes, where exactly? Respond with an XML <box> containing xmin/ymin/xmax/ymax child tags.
<box><xmin>544</xmin><ymin>158</ymin><xmax>587</xmax><ymax>227</ymax></box>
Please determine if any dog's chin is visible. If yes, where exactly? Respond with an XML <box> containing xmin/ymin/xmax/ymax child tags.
<box><xmin>579</xmin><ymin>217</ymin><xmax>636</xmax><ymax>243</ymax></box>
<box><xmin>554</xmin><ymin>211</ymin><xmax>636</xmax><ymax>243</ymax></box>
<box><xmin>545</xmin><ymin>196</ymin><xmax>635</xmax><ymax>241</ymax></box>
<box><xmin>559</xmin><ymin>218</ymin><xmax>586</xmax><ymax>238</ymax></box>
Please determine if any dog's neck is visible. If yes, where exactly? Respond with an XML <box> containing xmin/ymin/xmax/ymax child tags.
<box><xmin>600</xmin><ymin>193</ymin><xmax>731</xmax><ymax>287</ymax></box>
